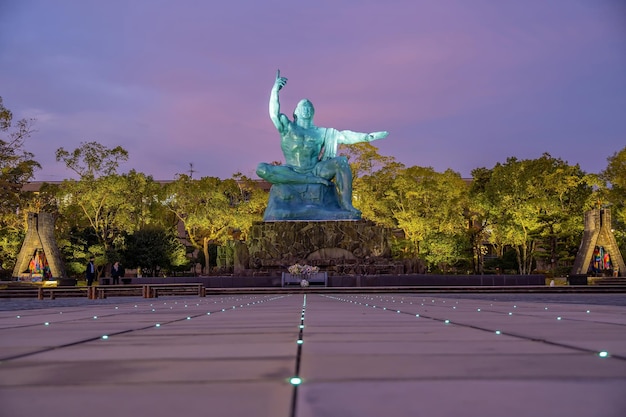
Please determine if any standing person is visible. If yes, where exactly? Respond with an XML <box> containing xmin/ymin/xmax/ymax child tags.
<box><xmin>85</xmin><ymin>257</ymin><xmax>96</xmax><ymax>286</ymax></box>
<box><xmin>111</xmin><ymin>261</ymin><xmax>122</xmax><ymax>285</ymax></box>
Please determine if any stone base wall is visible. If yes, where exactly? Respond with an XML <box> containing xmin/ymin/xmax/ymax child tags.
<box><xmin>131</xmin><ymin>274</ymin><xmax>546</xmax><ymax>288</ymax></box>
<box><xmin>246</xmin><ymin>220</ymin><xmax>394</xmax><ymax>271</ymax></box>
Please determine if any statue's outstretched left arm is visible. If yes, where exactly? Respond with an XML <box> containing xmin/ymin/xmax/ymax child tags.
<box><xmin>338</xmin><ymin>130</ymin><xmax>389</xmax><ymax>145</ymax></box>
<box><xmin>320</xmin><ymin>129</ymin><xmax>389</xmax><ymax>160</ymax></box>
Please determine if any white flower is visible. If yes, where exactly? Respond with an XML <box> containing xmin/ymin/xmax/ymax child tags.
<box><xmin>300</xmin><ymin>279</ymin><xmax>309</xmax><ymax>287</ymax></box>
<box><xmin>288</xmin><ymin>263</ymin><xmax>319</xmax><ymax>275</ymax></box>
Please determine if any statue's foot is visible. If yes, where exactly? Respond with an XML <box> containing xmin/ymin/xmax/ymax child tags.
<box><xmin>350</xmin><ymin>208</ymin><xmax>362</xmax><ymax>217</ymax></box>
<box><xmin>342</xmin><ymin>205</ymin><xmax>361</xmax><ymax>217</ymax></box>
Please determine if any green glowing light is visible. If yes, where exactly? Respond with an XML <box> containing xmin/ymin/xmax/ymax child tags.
<box><xmin>102</xmin><ymin>335</ymin><xmax>109</xmax><ymax>340</ymax></box>
<box><xmin>290</xmin><ymin>377</ymin><xmax>302</xmax><ymax>385</ymax></box>
<box><xmin>297</xmin><ymin>340</ymin><xmax>303</xmax><ymax>345</ymax></box>
<box><xmin>187</xmin><ymin>317</ymin><xmax>191</xmax><ymax>320</ymax></box>
<box><xmin>44</xmin><ymin>322</ymin><xmax>49</xmax><ymax>326</ymax></box>
<box><xmin>444</xmin><ymin>320</ymin><xmax>450</xmax><ymax>324</ymax></box>
<box><xmin>598</xmin><ymin>351</ymin><xmax>609</xmax><ymax>358</ymax></box>
<box><xmin>299</xmin><ymin>325</ymin><xmax>304</xmax><ymax>329</ymax></box>
<box><xmin>415</xmin><ymin>314</ymin><xmax>419</xmax><ymax>317</ymax></box>
<box><xmin>155</xmin><ymin>323</ymin><xmax>161</xmax><ymax>327</ymax></box>
<box><xmin>495</xmin><ymin>330</ymin><xmax>501</xmax><ymax>335</ymax></box>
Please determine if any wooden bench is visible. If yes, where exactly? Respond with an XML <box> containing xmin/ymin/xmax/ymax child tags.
<box><xmin>143</xmin><ymin>283</ymin><xmax>206</xmax><ymax>298</ymax></box>
<box><xmin>0</xmin><ymin>288</ymin><xmax>40</xmax><ymax>298</ymax></box>
<box><xmin>44</xmin><ymin>287</ymin><xmax>90</xmax><ymax>299</ymax></box>
<box><xmin>93</xmin><ymin>285</ymin><xmax>143</xmax><ymax>299</ymax></box>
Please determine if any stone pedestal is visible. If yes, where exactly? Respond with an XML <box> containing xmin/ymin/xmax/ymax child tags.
<box><xmin>263</xmin><ymin>183</ymin><xmax>360</xmax><ymax>221</ymax></box>
<box><xmin>246</xmin><ymin>220</ymin><xmax>394</xmax><ymax>271</ymax></box>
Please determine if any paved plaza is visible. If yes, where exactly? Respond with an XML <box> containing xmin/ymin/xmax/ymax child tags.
<box><xmin>1</xmin><ymin>292</ymin><xmax>625</xmax><ymax>417</ymax></box>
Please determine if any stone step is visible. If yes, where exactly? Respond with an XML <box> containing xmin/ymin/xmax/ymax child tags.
<box><xmin>595</xmin><ymin>277</ymin><xmax>626</xmax><ymax>285</ymax></box>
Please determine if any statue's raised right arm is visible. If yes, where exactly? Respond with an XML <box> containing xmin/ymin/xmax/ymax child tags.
<box><xmin>269</xmin><ymin>70</ymin><xmax>289</xmax><ymax>134</ymax></box>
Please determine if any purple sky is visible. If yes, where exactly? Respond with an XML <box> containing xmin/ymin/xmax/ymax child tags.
<box><xmin>1</xmin><ymin>0</ymin><xmax>625</xmax><ymax>181</ymax></box>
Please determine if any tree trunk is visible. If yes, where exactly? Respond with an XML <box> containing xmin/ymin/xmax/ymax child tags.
<box><xmin>203</xmin><ymin>237</ymin><xmax>210</xmax><ymax>275</ymax></box>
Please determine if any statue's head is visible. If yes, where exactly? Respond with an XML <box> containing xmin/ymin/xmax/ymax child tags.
<box><xmin>293</xmin><ymin>99</ymin><xmax>315</xmax><ymax>121</ymax></box>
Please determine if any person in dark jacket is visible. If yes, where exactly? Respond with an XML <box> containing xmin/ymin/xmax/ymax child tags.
<box><xmin>85</xmin><ymin>257</ymin><xmax>96</xmax><ymax>286</ymax></box>
<box><xmin>111</xmin><ymin>261</ymin><xmax>123</xmax><ymax>285</ymax></box>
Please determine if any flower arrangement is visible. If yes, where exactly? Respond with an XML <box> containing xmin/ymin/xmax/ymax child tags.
<box><xmin>288</xmin><ymin>263</ymin><xmax>319</xmax><ymax>275</ymax></box>
<box><xmin>288</xmin><ymin>263</ymin><xmax>319</xmax><ymax>287</ymax></box>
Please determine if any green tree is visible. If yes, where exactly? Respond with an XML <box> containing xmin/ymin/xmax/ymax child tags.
<box><xmin>56</xmin><ymin>141</ymin><xmax>128</xmax><ymax>178</ymax></box>
<box><xmin>0</xmin><ymin>97</ymin><xmax>40</xmax><ymax>271</ymax></box>
<box><xmin>55</xmin><ymin>141</ymin><xmax>165</xmax><ymax>277</ymax></box>
<box><xmin>355</xmin><ymin>161</ymin><xmax>405</xmax><ymax>228</ymax></box>
<box><xmin>163</xmin><ymin>175</ymin><xmax>241</xmax><ymax>273</ymax></box>
<box><xmin>337</xmin><ymin>142</ymin><xmax>400</xmax><ymax>227</ymax></box>
<box><xmin>601</xmin><ymin>146</ymin><xmax>626</xmax><ymax>252</ymax></box>
<box><xmin>473</xmin><ymin>154</ymin><xmax>593</xmax><ymax>275</ymax></box>
<box><xmin>384</xmin><ymin>166</ymin><xmax>469</xmax><ymax>271</ymax></box>
<box><xmin>230</xmin><ymin>173</ymin><xmax>266</xmax><ymax>240</ymax></box>
<box><xmin>123</xmin><ymin>225</ymin><xmax>188</xmax><ymax>277</ymax></box>
<box><xmin>467</xmin><ymin>167</ymin><xmax>494</xmax><ymax>274</ymax></box>
<box><xmin>339</xmin><ymin>142</ymin><xmax>396</xmax><ymax>179</ymax></box>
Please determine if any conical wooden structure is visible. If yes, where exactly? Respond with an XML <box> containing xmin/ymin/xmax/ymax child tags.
<box><xmin>12</xmin><ymin>212</ymin><xmax>67</xmax><ymax>281</ymax></box>
<box><xmin>571</xmin><ymin>209</ymin><xmax>625</xmax><ymax>276</ymax></box>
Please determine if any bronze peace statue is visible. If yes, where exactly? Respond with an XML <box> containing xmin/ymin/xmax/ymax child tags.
<box><xmin>256</xmin><ymin>70</ymin><xmax>388</xmax><ymax>221</ymax></box>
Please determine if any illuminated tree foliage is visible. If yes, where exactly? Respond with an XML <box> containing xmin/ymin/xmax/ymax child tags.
<box><xmin>230</xmin><ymin>173</ymin><xmax>267</xmax><ymax>240</ymax></box>
<box><xmin>0</xmin><ymin>97</ymin><xmax>40</xmax><ymax>271</ymax></box>
<box><xmin>601</xmin><ymin>146</ymin><xmax>626</xmax><ymax>252</ymax></box>
<box><xmin>341</xmin><ymin>143</ymin><xmax>401</xmax><ymax>228</ymax></box>
<box><xmin>56</xmin><ymin>141</ymin><xmax>128</xmax><ymax>179</ymax></box>
<box><xmin>54</xmin><ymin>142</ymin><xmax>167</xmax><ymax>277</ymax></box>
<box><xmin>162</xmin><ymin>175</ymin><xmax>242</xmax><ymax>273</ymax></box>
<box><xmin>55</xmin><ymin>171</ymin><xmax>167</xmax><ymax>276</ymax></box>
<box><xmin>388</xmin><ymin>166</ymin><xmax>469</xmax><ymax>271</ymax></box>
<box><xmin>471</xmin><ymin>154</ymin><xmax>594</xmax><ymax>274</ymax></box>
<box><xmin>123</xmin><ymin>225</ymin><xmax>189</xmax><ymax>277</ymax></box>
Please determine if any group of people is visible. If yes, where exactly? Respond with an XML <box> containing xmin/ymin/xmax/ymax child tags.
<box><xmin>85</xmin><ymin>257</ymin><xmax>124</xmax><ymax>286</ymax></box>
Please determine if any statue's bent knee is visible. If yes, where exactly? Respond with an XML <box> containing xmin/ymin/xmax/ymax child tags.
<box><xmin>336</xmin><ymin>156</ymin><xmax>350</xmax><ymax>168</ymax></box>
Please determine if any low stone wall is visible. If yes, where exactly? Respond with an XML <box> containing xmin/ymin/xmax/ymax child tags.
<box><xmin>132</xmin><ymin>274</ymin><xmax>545</xmax><ymax>288</ymax></box>
<box><xmin>246</xmin><ymin>220</ymin><xmax>394</xmax><ymax>269</ymax></box>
